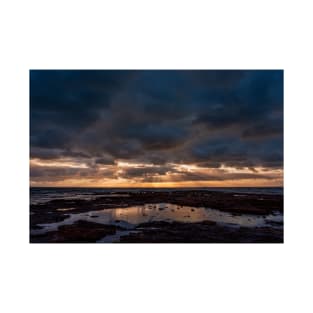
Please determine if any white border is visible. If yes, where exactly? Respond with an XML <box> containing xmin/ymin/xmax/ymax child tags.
<box><xmin>1</xmin><ymin>1</ymin><xmax>313</xmax><ymax>313</ymax></box>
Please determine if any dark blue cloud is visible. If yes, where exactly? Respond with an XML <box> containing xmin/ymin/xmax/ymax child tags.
<box><xmin>30</xmin><ymin>70</ymin><xmax>283</xmax><ymax>170</ymax></box>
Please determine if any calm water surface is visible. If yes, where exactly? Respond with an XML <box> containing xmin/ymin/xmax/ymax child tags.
<box><xmin>32</xmin><ymin>203</ymin><xmax>283</xmax><ymax>235</ymax></box>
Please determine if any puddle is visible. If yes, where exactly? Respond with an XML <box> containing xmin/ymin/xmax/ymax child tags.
<box><xmin>33</xmin><ymin>203</ymin><xmax>283</xmax><ymax>235</ymax></box>
<box><xmin>96</xmin><ymin>230</ymin><xmax>139</xmax><ymax>243</ymax></box>
<box><xmin>57</xmin><ymin>208</ymin><xmax>76</xmax><ymax>212</ymax></box>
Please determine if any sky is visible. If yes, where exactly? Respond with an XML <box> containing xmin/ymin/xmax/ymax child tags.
<box><xmin>30</xmin><ymin>70</ymin><xmax>283</xmax><ymax>187</ymax></box>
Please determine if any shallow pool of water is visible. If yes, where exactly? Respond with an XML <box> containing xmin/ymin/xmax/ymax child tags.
<box><xmin>33</xmin><ymin>203</ymin><xmax>283</xmax><ymax>235</ymax></box>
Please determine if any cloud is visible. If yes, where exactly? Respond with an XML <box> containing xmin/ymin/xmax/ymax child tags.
<box><xmin>30</xmin><ymin>70</ymin><xmax>283</xmax><ymax>185</ymax></box>
<box><xmin>94</xmin><ymin>156</ymin><xmax>116</xmax><ymax>165</ymax></box>
<box><xmin>30</xmin><ymin>163</ymin><xmax>117</xmax><ymax>183</ymax></box>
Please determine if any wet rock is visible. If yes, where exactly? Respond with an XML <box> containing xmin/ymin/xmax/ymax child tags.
<box><xmin>31</xmin><ymin>225</ymin><xmax>43</xmax><ymax>230</ymax></box>
<box><xmin>121</xmin><ymin>220</ymin><xmax>283</xmax><ymax>243</ymax></box>
<box><xmin>31</xmin><ymin>190</ymin><xmax>283</xmax><ymax>216</ymax></box>
<box><xmin>30</xmin><ymin>189</ymin><xmax>283</xmax><ymax>243</ymax></box>
<box><xmin>30</xmin><ymin>220</ymin><xmax>125</xmax><ymax>243</ymax></box>
<box><xmin>266</xmin><ymin>220</ymin><xmax>283</xmax><ymax>226</ymax></box>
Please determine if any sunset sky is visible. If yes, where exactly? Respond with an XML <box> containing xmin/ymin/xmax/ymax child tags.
<box><xmin>30</xmin><ymin>70</ymin><xmax>283</xmax><ymax>187</ymax></box>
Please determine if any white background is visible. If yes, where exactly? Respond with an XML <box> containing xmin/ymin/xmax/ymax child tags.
<box><xmin>0</xmin><ymin>1</ymin><xmax>312</xmax><ymax>312</ymax></box>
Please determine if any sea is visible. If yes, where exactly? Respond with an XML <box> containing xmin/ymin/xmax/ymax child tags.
<box><xmin>30</xmin><ymin>187</ymin><xmax>283</xmax><ymax>205</ymax></box>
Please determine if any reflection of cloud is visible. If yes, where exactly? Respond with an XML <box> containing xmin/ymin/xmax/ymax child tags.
<box><xmin>30</xmin><ymin>70</ymin><xmax>283</xmax><ymax>186</ymax></box>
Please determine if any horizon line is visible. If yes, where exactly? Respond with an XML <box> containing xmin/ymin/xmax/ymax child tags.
<box><xmin>30</xmin><ymin>186</ymin><xmax>283</xmax><ymax>188</ymax></box>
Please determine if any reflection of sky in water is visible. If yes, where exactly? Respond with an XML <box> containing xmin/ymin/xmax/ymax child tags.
<box><xmin>33</xmin><ymin>203</ymin><xmax>283</xmax><ymax>235</ymax></box>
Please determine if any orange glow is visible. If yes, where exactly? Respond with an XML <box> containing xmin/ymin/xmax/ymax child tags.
<box><xmin>30</xmin><ymin>158</ymin><xmax>89</xmax><ymax>169</ymax></box>
<box><xmin>30</xmin><ymin>179</ymin><xmax>283</xmax><ymax>188</ymax></box>
<box><xmin>116</xmin><ymin>161</ymin><xmax>153</xmax><ymax>168</ymax></box>
<box><xmin>30</xmin><ymin>158</ymin><xmax>283</xmax><ymax>188</ymax></box>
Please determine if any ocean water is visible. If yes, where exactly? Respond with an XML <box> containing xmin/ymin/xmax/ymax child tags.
<box><xmin>30</xmin><ymin>187</ymin><xmax>283</xmax><ymax>205</ymax></box>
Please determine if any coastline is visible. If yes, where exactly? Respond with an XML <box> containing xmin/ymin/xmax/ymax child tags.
<box><xmin>30</xmin><ymin>189</ymin><xmax>283</xmax><ymax>243</ymax></box>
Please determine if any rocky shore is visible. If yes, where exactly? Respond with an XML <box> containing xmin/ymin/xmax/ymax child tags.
<box><xmin>30</xmin><ymin>190</ymin><xmax>283</xmax><ymax>243</ymax></box>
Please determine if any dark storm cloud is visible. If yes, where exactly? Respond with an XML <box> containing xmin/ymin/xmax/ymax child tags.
<box><xmin>30</xmin><ymin>164</ymin><xmax>117</xmax><ymax>182</ymax></box>
<box><xmin>115</xmin><ymin>164</ymin><xmax>278</xmax><ymax>183</ymax></box>
<box><xmin>30</xmin><ymin>147</ymin><xmax>91</xmax><ymax>160</ymax></box>
<box><xmin>94</xmin><ymin>156</ymin><xmax>116</xmax><ymax>165</ymax></box>
<box><xmin>119</xmin><ymin>124</ymin><xmax>187</xmax><ymax>150</ymax></box>
<box><xmin>30</xmin><ymin>70</ymin><xmax>135</xmax><ymax>148</ymax></box>
<box><xmin>120</xmin><ymin>165</ymin><xmax>174</xmax><ymax>179</ymax></box>
<box><xmin>30</xmin><ymin>70</ymin><xmax>283</xmax><ymax>176</ymax></box>
<box><xmin>192</xmin><ymin>70</ymin><xmax>283</xmax><ymax>129</ymax></box>
<box><xmin>188</xmin><ymin>134</ymin><xmax>283</xmax><ymax>169</ymax></box>
<box><xmin>168</xmin><ymin>171</ymin><xmax>276</xmax><ymax>182</ymax></box>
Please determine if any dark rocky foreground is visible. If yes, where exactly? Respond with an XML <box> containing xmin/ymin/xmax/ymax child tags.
<box><xmin>31</xmin><ymin>219</ymin><xmax>283</xmax><ymax>243</ymax></box>
<box><xmin>122</xmin><ymin>220</ymin><xmax>283</xmax><ymax>243</ymax></box>
<box><xmin>31</xmin><ymin>220</ymin><xmax>123</xmax><ymax>243</ymax></box>
<box><xmin>30</xmin><ymin>190</ymin><xmax>283</xmax><ymax>243</ymax></box>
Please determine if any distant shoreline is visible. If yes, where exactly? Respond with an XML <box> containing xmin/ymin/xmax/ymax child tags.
<box><xmin>30</xmin><ymin>186</ymin><xmax>284</xmax><ymax>197</ymax></box>
<box><xmin>30</xmin><ymin>186</ymin><xmax>283</xmax><ymax>188</ymax></box>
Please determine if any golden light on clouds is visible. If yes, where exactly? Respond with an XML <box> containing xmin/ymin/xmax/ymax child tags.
<box><xmin>30</xmin><ymin>157</ymin><xmax>283</xmax><ymax>188</ymax></box>
<box><xmin>30</xmin><ymin>158</ymin><xmax>89</xmax><ymax>169</ymax></box>
<box><xmin>30</xmin><ymin>70</ymin><xmax>283</xmax><ymax>189</ymax></box>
